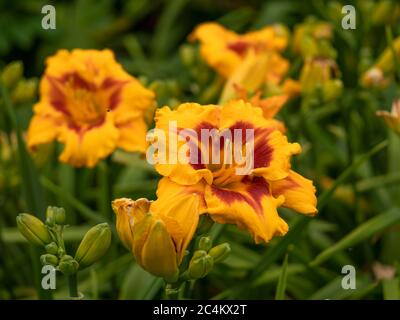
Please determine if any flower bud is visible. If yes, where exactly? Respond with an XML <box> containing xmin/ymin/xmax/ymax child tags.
<box><xmin>209</xmin><ymin>243</ymin><xmax>231</xmax><ymax>263</ymax></box>
<box><xmin>1</xmin><ymin>61</ymin><xmax>23</xmax><ymax>89</ymax></box>
<box><xmin>55</xmin><ymin>207</ymin><xmax>66</xmax><ymax>225</ymax></box>
<box><xmin>112</xmin><ymin>198</ymin><xmax>150</xmax><ymax>249</ymax></box>
<box><xmin>180</xmin><ymin>45</ymin><xmax>196</xmax><ymax>66</ymax></box>
<box><xmin>58</xmin><ymin>255</ymin><xmax>79</xmax><ymax>275</ymax></box>
<box><xmin>187</xmin><ymin>250</ymin><xmax>214</xmax><ymax>279</ymax></box>
<box><xmin>11</xmin><ymin>78</ymin><xmax>37</xmax><ymax>104</ymax></box>
<box><xmin>135</xmin><ymin>217</ymin><xmax>179</xmax><ymax>282</ymax></box>
<box><xmin>45</xmin><ymin>242</ymin><xmax>59</xmax><ymax>255</ymax></box>
<box><xmin>45</xmin><ymin>206</ymin><xmax>56</xmax><ymax>226</ymax></box>
<box><xmin>40</xmin><ymin>254</ymin><xmax>59</xmax><ymax>267</ymax></box>
<box><xmin>322</xmin><ymin>79</ymin><xmax>343</xmax><ymax>102</ymax></box>
<box><xmin>74</xmin><ymin>223</ymin><xmax>111</xmax><ymax>269</ymax></box>
<box><xmin>16</xmin><ymin>213</ymin><xmax>52</xmax><ymax>247</ymax></box>
<box><xmin>198</xmin><ymin>236</ymin><xmax>212</xmax><ymax>252</ymax></box>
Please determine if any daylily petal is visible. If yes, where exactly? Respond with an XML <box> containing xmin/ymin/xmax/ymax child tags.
<box><xmin>58</xmin><ymin>112</ymin><xmax>119</xmax><ymax>167</ymax></box>
<box><xmin>153</xmin><ymin>103</ymin><xmax>219</xmax><ymax>185</ymax></box>
<box><xmin>270</xmin><ymin>170</ymin><xmax>318</xmax><ymax>215</ymax></box>
<box><xmin>27</xmin><ymin>114</ymin><xmax>58</xmax><ymax>150</ymax></box>
<box><xmin>205</xmin><ymin>176</ymin><xmax>287</xmax><ymax>243</ymax></box>
<box><xmin>112</xmin><ymin>198</ymin><xmax>152</xmax><ymax>249</ymax></box>
<box><xmin>190</xmin><ymin>22</ymin><xmax>241</xmax><ymax>78</ymax></box>
<box><xmin>151</xmin><ymin>177</ymin><xmax>207</xmax><ymax>262</ymax></box>
<box><xmin>116</xmin><ymin>117</ymin><xmax>148</xmax><ymax>153</ymax></box>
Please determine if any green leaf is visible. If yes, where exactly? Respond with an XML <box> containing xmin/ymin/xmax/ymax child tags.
<box><xmin>275</xmin><ymin>252</ymin><xmax>289</xmax><ymax>300</ymax></box>
<box><xmin>383</xmin><ymin>278</ymin><xmax>400</xmax><ymax>300</ymax></box>
<box><xmin>310</xmin><ymin>208</ymin><xmax>400</xmax><ymax>266</ymax></box>
<box><xmin>119</xmin><ymin>263</ymin><xmax>163</xmax><ymax>300</ymax></box>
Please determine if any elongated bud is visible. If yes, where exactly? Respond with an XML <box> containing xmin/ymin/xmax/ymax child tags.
<box><xmin>1</xmin><ymin>61</ymin><xmax>23</xmax><ymax>88</ymax></box>
<box><xmin>16</xmin><ymin>213</ymin><xmax>52</xmax><ymax>247</ymax></box>
<box><xmin>74</xmin><ymin>223</ymin><xmax>111</xmax><ymax>269</ymax></box>
<box><xmin>139</xmin><ymin>218</ymin><xmax>179</xmax><ymax>282</ymax></box>
<box><xmin>45</xmin><ymin>207</ymin><xmax>56</xmax><ymax>226</ymax></box>
<box><xmin>40</xmin><ymin>254</ymin><xmax>59</xmax><ymax>267</ymax></box>
<box><xmin>209</xmin><ymin>243</ymin><xmax>231</xmax><ymax>263</ymax></box>
<box><xmin>180</xmin><ymin>45</ymin><xmax>195</xmax><ymax>66</ymax></box>
<box><xmin>11</xmin><ymin>78</ymin><xmax>37</xmax><ymax>104</ymax></box>
<box><xmin>187</xmin><ymin>250</ymin><xmax>214</xmax><ymax>279</ymax></box>
<box><xmin>45</xmin><ymin>242</ymin><xmax>59</xmax><ymax>255</ymax></box>
<box><xmin>198</xmin><ymin>237</ymin><xmax>212</xmax><ymax>251</ymax></box>
<box><xmin>322</xmin><ymin>79</ymin><xmax>343</xmax><ymax>102</ymax></box>
<box><xmin>58</xmin><ymin>255</ymin><xmax>79</xmax><ymax>275</ymax></box>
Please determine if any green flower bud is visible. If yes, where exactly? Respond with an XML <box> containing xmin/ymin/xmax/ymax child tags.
<box><xmin>209</xmin><ymin>243</ymin><xmax>231</xmax><ymax>263</ymax></box>
<box><xmin>46</xmin><ymin>206</ymin><xmax>66</xmax><ymax>226</ymax></box>
<box><xmin>1</xmin><ymin>61</ymin><xmax>23</xmax><ymax>89</ymax></box>
<box><xmin>55</xmin><ymin>207</ymin><xmax>66</xmax><ymax>225</ymax></box>
<box><xmin>180</xmin><ymin>45</ymin><xmax>195</xmax><ymax>66</ymax></box>
<box><xmin>74</xmin><ymin>223</ymin><xmax>111</xmax><ymax>269</ymax></box>
<box><xmin>58</xmin><ymin>255</ymin><xmax>79</xmax><ymax>275</ymax></box>
<box><xmin>198</xmin><ymin>236</ymin><xmax>212</xmax><ymax>252</ymax></box>
<box><xmin>45</xmin><ymin>242</ymin><xmax>59</xmax><ymax>255</ymax></box>
<box><xmin>187</xmin><ymin>250</ymin><xmax>214</xmax><ymax>279</ymax></box>
<box><xmin>322</xmin><ymin>79</ymin><xmax>343</xmax><ymax>102</ymax></box>
<box><xmin>11</xmin><ymin>78</ymin><xmax>37</xmax><ymax>104</ymax></box>
<box><xmin>45</xmin><ymin>206</ymin><xmax>56</xmax><ymax>226</ymax></box>
<box><xmin>40</xmin><ymin>254</ymin><xmax>59</xmax><ymax>266</ymax></box>
<box><xmin>16</xmin><ymin>213</ymin><xmax>52</xmax><ymax>247</ymax></box>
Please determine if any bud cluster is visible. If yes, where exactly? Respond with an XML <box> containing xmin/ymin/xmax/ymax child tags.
<box><xmin>182</xmin><ymin>237</ymin><xmax>231</xmax><ymax>281</ymax></box>
<box><xmin>16</xmin><ymin>206</ymin><xmax>111</xmax><ymax>296</ymax></box>
<box><xmin>0</xmin><ymin>61</ymin><xmax>37</xmax><ymax>105</ymax></box>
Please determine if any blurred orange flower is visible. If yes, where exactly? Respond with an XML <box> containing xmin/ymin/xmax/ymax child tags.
<box><xmin>376</xmin><ymin>99</ymin><xmax>400</xmax><ymax>135</ymax></box>
<box><xmin>27</xmin><ymin>49</ymin><xmax>155</xmax><ymax>167</ymax></box>
<box><xmin>190</xmin><ymin>22</ymin><xmax>289</xmax><ymax>84</ymax></box>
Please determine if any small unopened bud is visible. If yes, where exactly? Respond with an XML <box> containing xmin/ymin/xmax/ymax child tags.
<box><xmin>209</xmin><ymin>243</ymin><xmax>231</xmax><ymax>263</ymax></box>
<box><xmin>187</xmin><ymin>250</ymin><xmax>214</xmax><ymax>279</ymax></box>
<box><xmin>11</xmin><ymin>79</ymin><xmax>37</xmax><ymax>104</ymax></box>
<box><xmin>180</xmin><ymin>45</ymin><xmax>195</xmax><ymax>66</ymax></box>
<box><xmin>198</xmin><ymin>236</ymin><xmax>212</xmax><ymax>251</ymax></box>
<box><xmin>46</xmin><ymin>207</ymin><xmax>56</xmax><ymax>226</ymax></box>
<box><xmin>1</xmin><ymin>61</ymin><xmax>23</xmax><ymax>88</ymax></box>
<box><xmin>45</xmin><ymin>242</ymin><xmax>59</xmax><ymax>255</ymax></box>
<box><xmin>46</xmin><ymin>206</ymin><xmax>66</xmax><ymax>226</ymax></box>
<box><xmin>16</xmin><ymin>213</ymin><xmax>52</xmax><ymax>247</ymax></box>
<box><xmin>40</xmin><ymin>254</ymin><xmax>59</xmax><ymax>267</ymax></box>
<box><xmin>74</xmin><ymin>223</ymin><xmax>111</xmax><ymax>269</ymax></box>
<box><xmin>58</xmin><ymin>255</ymin><xmax>79</xmax><ymax>275</ymax></box>
<box><xmin>55</xmin><ymin>207</ymin><xmax>66</xmax><ymax>225</ymax></box>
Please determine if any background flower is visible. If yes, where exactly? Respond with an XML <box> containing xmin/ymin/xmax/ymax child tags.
<box><xmin>27</xmin><ymin>49</ymin><xmax>155</xmax><ymax>167</ymax></box>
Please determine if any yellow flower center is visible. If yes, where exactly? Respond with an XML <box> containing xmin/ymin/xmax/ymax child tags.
<box><xmin>64</xmin><ymin>84</ymin><xmax>107</xmax><ymax>126</ymax></box>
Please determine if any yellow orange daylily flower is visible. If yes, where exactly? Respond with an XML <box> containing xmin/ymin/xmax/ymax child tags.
<box><xmin>112</xmin><ymin>195</ymin><xmax>201</xmax><ymax>281</ymax></box>
<box><xmin>27</xmin><ymin>49</ymin><xmax>155</xmax><ymax>167</ymax></box>
<box><xmin>190</xmin><ymin>22</ymin><xmax>289</xmax><ymax>81</ymax></box>
<box><xmin>150</xmin><ymin>100</ymin><xmax>317</xmax><ymax>243</ymax></box>
<box><xmin>233</xmin><ymin>84</ymin><xmax>287</xmax><ymax>133</ymax></box>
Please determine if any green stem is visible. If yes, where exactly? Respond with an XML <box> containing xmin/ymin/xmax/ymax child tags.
<box><xmin>67</xmin><ymin>273</ymin><xmax>79</xmax><ymax>299</ymax></box>
<box><xmin>97</xmin><ymin>161</ymin><xmax>110</xmax><ymax>220</ymax></box>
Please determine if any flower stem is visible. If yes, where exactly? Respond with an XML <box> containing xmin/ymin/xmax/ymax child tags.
<box><xmin>67</xmin><ymin>273</ymin><xmax>79</xmax><ymax>299</ymax></box>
